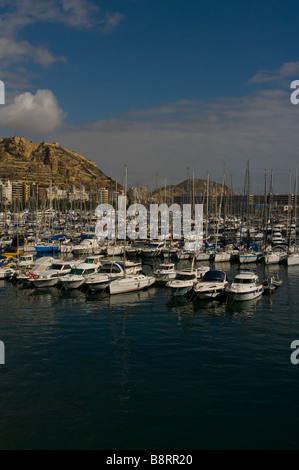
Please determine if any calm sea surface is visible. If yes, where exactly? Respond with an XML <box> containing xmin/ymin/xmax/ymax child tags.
<box><xmin>0</xmin><ymin>260</ymin><xmax>299</xmax><ymax>450</ymax></box>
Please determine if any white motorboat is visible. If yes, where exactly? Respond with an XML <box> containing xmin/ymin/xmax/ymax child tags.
<box><xmin>80</xmin><ymin>255</ymin><xmax>103</xmax><ymax>266</ymax></box>
<box><xmin>154</xmin><ymin>263</ymin><xmax>177</xmax><ymax>284</ymax></box>
<box><xmin>32</xmin><ymin>271</ymin><xmax>60</xmax><ymax>288</ymax></box>
<box><xmin>141</xmin><ymin>242</ymin><xmax>165</xmax><ymax>258</ymax></box>
<box><xmin>0</xmin><ymin>266</ymin><xmax>15</xmax><ymax>280</ymax></box>
<box><xmin>17</xmin><ymin>254</ymin><xmax>35</xmax><ymax>268</ymax></box>
<box><xmin>167</xmin><ymin>267</ymin><xmax>209</xmax><ymax>297</ymax></box>
<box><xmin>15</xmin><ymin>257</ymin><xmax>55</xmax><ymax>286</ymax></box>
<box><xmin>32</xmin><ymin>260</ymin><xmax>75</xmax><ymax>288</ymax></box>
<box><xmin>272</xmin><ymin>231</ymin><xmax>286</xmax><ymax>246</ymax></box>
<box><xmin>60</xmin><ymin>263</ymin><xmax>99</xmax><ymax>290</ymax></box>
<box><xmin>193</xmin><ymin>270</ymin><xmax>228</xmax><ymax>300</ymax></box>
<box><xmin>109</xmin><ymin>274</ymin><xmax>156</xmax><ymax>295</ymax></box>
<box><xmin>84</xmin><ymin>260</ymin><xmax>142</xmax><ymax>291</ymax></box>
<box><xmin>287</xmin><ymin>253</ymin><xmax>299</xmax><ymax>266</ymax></box>
<box><xmin>72</xmin><ymin>238</ymin><xmax>101</xmax><ymax>256</ymax></box>
<box><xmin>225</xmin><ymin>270</ymin><xmax>263</xmax><ymax>301</ymax></box>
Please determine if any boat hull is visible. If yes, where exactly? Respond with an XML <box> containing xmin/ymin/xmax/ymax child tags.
<box><xmin>226</xmin><ymin>286</ymin><xmax>263</xmax><ymax>301</ymax></box>
<box><xmin>109</xmin><ymin>276</ymin><xmax>155</xmax><ymax>295</ymax></box>
<box><xmin>33</xmin><ymin>278</ymin><xmax>59</xmax><ymax>288</ymax></box>
<box><xmin>287</xmin><ymin>255</ymin><xmax>299</xmax><ymax>266</ymax></box>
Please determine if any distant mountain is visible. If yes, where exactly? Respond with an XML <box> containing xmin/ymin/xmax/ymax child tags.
<box><xmin>0</xmin><ymin>136</ymin><xmax>117</xmax><ymax>191</ymax></box>
<box><xmin>151</xmin><ymin>178</ymin><xmax>234</xmax><ymax>200</ymax></box>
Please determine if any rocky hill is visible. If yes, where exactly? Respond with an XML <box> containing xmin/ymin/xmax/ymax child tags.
<box><xmin>151</xmin><ymin>178</ymin><xmax>234</xmax><ymax>200</ymax></box>
<box><xmin>0</xmin><ymin>136</ymin><xmax>117</xmax><ymax>191</ymax></box>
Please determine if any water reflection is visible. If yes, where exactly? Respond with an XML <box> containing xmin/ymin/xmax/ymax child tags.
<box><xmin>225</xmin><ymin>297</ymin><xmax>262</xmax><ymax>317</ymax></box>
<box><xmin>87</xmin><ymin>287</ymin><xmax>158</xmax><ymax>310</ymax></box>
<box><xmin>18</xmin><ymin>286</ymin><xmax>61</xmax><ymax>304</ymax></box>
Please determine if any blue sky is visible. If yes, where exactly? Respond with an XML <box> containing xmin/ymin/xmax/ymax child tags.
<box><xmin>0</xmin><ymin>0</ymin><xmax>299</xmax><ymax>192</ymax></box>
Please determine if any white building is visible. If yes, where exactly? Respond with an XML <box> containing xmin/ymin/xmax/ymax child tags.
<box><xmin>0</xmin><ymin>180</ymin><xmax>12</xmax><ymax>203</ymax></box>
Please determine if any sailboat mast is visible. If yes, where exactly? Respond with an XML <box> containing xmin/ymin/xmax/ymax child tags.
<box><xmin>206</xmin><ymin>173</ymin><xmax>209</xmax><ymax>244</ymax></box>
<box><xmin>123</xmin><ymin>165</ymin><xmax>128</xmax><ymax>274</ymax></box>
<box><xmin>264</xmin><ymin>169</ymin><xmax>268</xmax><ymax>249</ymax></box>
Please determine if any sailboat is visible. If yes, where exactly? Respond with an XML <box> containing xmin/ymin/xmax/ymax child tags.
<box><xmin>238</xmin><ymin>162</ymin><xmax>263</xmax><ymax>264</ymax></box>
<box><xmin>288</xmin><ymin>169</ymin><xmax>299</xmax><ymax>266</ymax></box>
<box><xmin>108</xmin><ymin>165</ymin><xmax>155</xmax><ymax>295</ymax></box>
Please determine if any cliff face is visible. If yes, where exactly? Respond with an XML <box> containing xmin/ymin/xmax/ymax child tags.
<box><xmin>0</xmin><ymin>136</ymin><xmax>115</xmax><ymax>190</ymax></box>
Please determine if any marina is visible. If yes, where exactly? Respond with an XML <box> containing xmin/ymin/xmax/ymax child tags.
<box><xmin>0</xmin><ymin>255</ymin><xmax>298</xmax><ymax>449</ymax></box>
<box><xmin>1</xmin><ymin>0</ymin><xmax>299</xmax><ymax>452</ymax></box>
<box><xmin>2</xmin><ymin>196</ymin><xmax>298</xmax><ymax>450</ymax></box>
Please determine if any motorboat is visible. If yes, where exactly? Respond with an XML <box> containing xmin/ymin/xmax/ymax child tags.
<box><xmin>0</xmin><ymin>266</ymin><xmax>16</xmax><ymax>280</ymax></box>
<box><xmin>272</xmin><ymin>231</ymin><xmax>286</xmax><ymax>246</ymax></box>
<box><xmin>141</xmin><ymin>242</ymin><xmax>165</xmax><ymax>258</ymax></box>
<box><xmin>17</xmin><ymin>254</ymin><xmax>35</xmax><ymax>268</ymax></box>
<box><xmin>154</xmin><ymin>262</ymin><xmax>177</xmax><ymax>284</ymax></box>
<box><xmin>72</xmin><ymin>238</ymin><xmax>101</xmax><ymax>256</ymax></box>
<box><xmin>32</xmin><ymin>271</ymin><xmax>61</xmax><ymax>288</ymax></box>
<box><xmin>166</xmin><ymin>267</ymin><xmax>209</xmax><ymax>297</ymax></box>
<box><xmin>262</xmin><ymin>275</ymin><xmax>282</xmax><ymax>294</ymax></box>
<box><xmin>84</xmin><ymin>260</ymin><xmax>142</xmax><ymax>292</ymax></box>
<box><xmin>59</xmin><ymin>263</ymin><xmax>99</xmax><ymax>290</ymax></box>
<box><xmin>287</xmin><ymin>252</ymin><xmax>299</xmax><ymax>266</ymax></box>
<box><xmin>80</xmin><ymin>255</ymin><xmax>104</xmax><ymax>266</ymax></box>
<box><xmin>14</xmin><ymin>257</ymin><xmax>55</xmax><ymax>287</ymax></box>
<box><xmin>109</xmin><ymin>273</ymin><xmax>156</xmax><ymax>295</ymax></box>
<box><xmin>225</xmin><ymin>270</ymin><xmax>263</xmax><ymax>301</ymax></box>
<box><xmin>193</xmin><ymin>270</ymin><xmax>228</xmax><ymax>300</ymax></box>
<box><xmin>32</xmin><ymin>261</ymin><xmax>76</xmax><ymax>288</ymax></box>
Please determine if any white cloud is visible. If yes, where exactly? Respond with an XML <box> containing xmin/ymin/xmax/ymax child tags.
<box><xmin>0</xmin><ymin>0</ymin><xmax>124</xmax><ymax>92</ymax></box>
<box><xmin>0</xmin><ymin>0</ymin><xmax>124</xmax><ymax>35</ymax></box>
<box><xmin>44</xmin><ymin>87</ymin><xmax>299</xmax><ymax>193</ymax></box>
<box><xmin>0</xmin><ymin>38</ymin><xmax>66</xmax><ymax>68</ymax></box>
<box><xmin>0</xmin><ymin>89</ymin><xmax>66</xmax><ymax>133</ymax></box>
<box><xmin>248</xmin><ymin>61</ymin><xmax>299</xmax><ymax>84</ymax></box>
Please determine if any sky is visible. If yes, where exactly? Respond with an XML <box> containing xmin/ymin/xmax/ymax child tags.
<box><xmin>0</xmin><ymin>0</ymin><xmax>299</xmax><ymax>193</ymax></box>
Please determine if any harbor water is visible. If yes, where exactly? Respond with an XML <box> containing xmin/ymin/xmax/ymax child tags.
<box><xmin>0</xmin><ymin>261</ymin><xmax>299</xmax><ymax>449</ymax></box>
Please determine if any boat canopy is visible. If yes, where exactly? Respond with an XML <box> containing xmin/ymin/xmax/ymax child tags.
<box><xmin>202</xmin><ymin>270</ymin><xmax>227</xmax><ymax>282</ymax></box>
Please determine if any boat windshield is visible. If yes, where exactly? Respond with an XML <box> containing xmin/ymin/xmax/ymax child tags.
<box><xmin>176</xmin><ymin>273</ymin><xmax>196</xmax><ymax>281</ymax></box>
<box><xmin>100</xmin><ymin>265</ymin><xmax>122</xmax><ymax>274</ymax></box>
<box><xmin>20</xmin><ymin>256</ymin><xmax>31</xmax><ymax>261</ymax></box>
<box><xmin>235</xmin><ymin>278</ymin><xmax>255</xmax><ymax>284</ymax></box>
<box><xmin>202</xmin><ymin>271</ymin><xmax>226</xmax><ymax>282</ymax></box>
<box><xmin>69</xmin><ymin>268</ymin><xmax>84</xmax><ymax>275</ymax></box>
